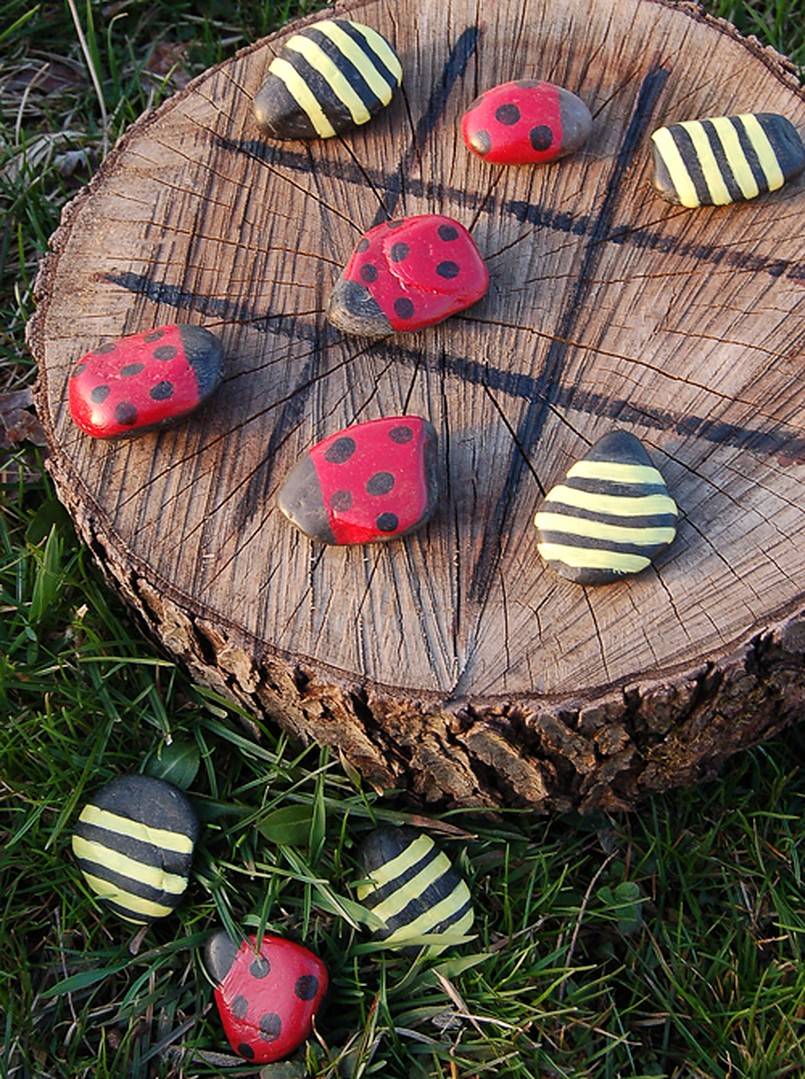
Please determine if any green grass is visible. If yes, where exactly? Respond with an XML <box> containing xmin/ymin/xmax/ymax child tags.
<box><xmin>1</xmin><ymin>2</ymin><xmax>803</xmax><ymax>1076</ymax></box>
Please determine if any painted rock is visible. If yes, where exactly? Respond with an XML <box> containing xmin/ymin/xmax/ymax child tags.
<box><xmin>461</xmin><ymin>79</ymin><xmax>592</xmax><ymax>164</ymax></box>
<box><xmin>328</xmin><ymin>214</ymin><xmax>489</xmax><ymax>338</ymax></box>
<box><xmin>71</xmin><ymin>775</ymin><xmax>199</xmax><ymax>924</ymax></box>
<box><xmin>357</xmin><ymin>826</ymin><xmax>474</xmax><ymax>953</ymax></box>
<box><xmin>68</xmin><ymin>324</ymin><xmax>223</xmax><ymax>439</ymax></box>
<box><xmin>534</xmin><ymin>430</ymin><xmax>678</xmax><ymax>585</ymax></box>
<box><xmin>254</xmin><ymin>18</ymin><xmax>402</xmax><ymax>140</ymax></box>
<box><xmin>651</xmin><ymin>113</ymin><xmax>805</xmax><ymax>207</ymax></box>
<box><xmin>205</xmin><ymin>931</ymin><xmax>328</xmax><ymax>1064</ymax></box>
<box><xmin>278</xmin><ymin>415</ymin><xmax>439</xmax><ymax>545</ymax></box>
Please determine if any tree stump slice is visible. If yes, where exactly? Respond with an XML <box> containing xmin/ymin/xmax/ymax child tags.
<box><xmin>29</xmin><ymin>0</ymin><xmax>805</xmax><ymax>811</ymax></box>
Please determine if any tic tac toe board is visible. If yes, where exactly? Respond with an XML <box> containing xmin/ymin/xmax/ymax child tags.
<box><xmin>30</xmin><ymin>0</ymin><xmax>804</xmax><ymax>810</ymax></box>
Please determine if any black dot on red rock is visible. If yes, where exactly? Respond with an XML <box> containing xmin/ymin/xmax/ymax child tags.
<box><xmin>376</xmin><ymin>512</ymin><xmax>399</xmax><ymax>532</ymax></box>
<box><xmin>471</xmin><ymin>130</ymin><xmax>491</xmax><ymax>155</ymax></box>
<box><xmin>150</xmin><ymin>381</ymin><xmax>174</xmax><ymax>400</ymax></box>
<box><xmin>250</xmin><ymin>956</ymin><xmax>270</xmax><ymax>978</ymax></box>
<box><xmin>530</xmin><ymin>124</ymin><xmax>553</xmax><ymax>151</ymax></box>
<box><xmin>325</xmin><ymin>436</ymin><xmax>356</xmax><ymax>463</ymax></box>
<box><xmin>153</xmin><ymin>345</ymin><xmax>177</xmax><ymax>361</ymax></box>
<box><xmin>259</xmin><ymin>1013</ymin><xmax>282</xmax><ymax>1042</ymax></box>
<box><xmin>295</xmin><ymin>974</ymin><xmax>319</xmax><ymax>1001</ymax></box>
<box><xmin>360</xmin><ymin>264</ymin><xmax>378</xmax><ymax>283</ymax></box>
<box><xmin>90</xmin><ymin>385</ymin><xmax>110</xmax><ymax>403</ymax></box>
<box><xmin>394</xmin><ymin>297</ymin><xmax>414</xmax><ymax>319</ymax></box>
<box><xmin>389</xmin><ymin>425</ymin><xmax>413</xmax><ymax>443</ymax></box>
<box><xmin>144</xmin><ymin>331</ymin><xmax>164</xmax><ymax>343</ymax></box>
<box><xmin>390</xmin><ymin>242</ymin><xmax>409</xmax><ymax>262</ymax></box>
<box><xmin>437</xmin><ymin>261</ymin><xmax>460</xmax><ymax>279</ymax></box>
<box><xmin>438</xmin><ymin>225</ymin><xmax>458</xmax><ymax>241</ymax></box>
<box><xmin>121</xmin><ymin>363</ymin><xmax>144</xmax><ymax>377</ymax></box>
<box><xmin>232</xmin><ymin>995</ymin><xmax>249</xmax><ymax>1019</ymax></box>
<box><xmin>96</xmin><ymin>342</ymin><xmax>116</xmax><ymax>354</ymax></box>
<box><xmin>330</xmin><ymin>489</ymin><xmax>353</xmax><ymax>511</ymax></box>
<box><xmin>115</xmin><ymin>402</ymin><xmax>137</xmax><ymax>425</ymax></box>
<box><xmin>356</xmin><ymin>238</ymin><xmax>370</xmax><ymax>252</ymax></box>
<box><xmin>367</xmin><ymin>471</ymin><xmax>395</xmax><ymax>495</ymax></box>
<box><xmin>496</xmin><ymin>103</ymin><xmax>520</xmax><ymax>125</ymax></box>
<box><xmin>237</xmin><ymin>1043</ymin><xmax>255</xmax><ymax>1060</ymax></box>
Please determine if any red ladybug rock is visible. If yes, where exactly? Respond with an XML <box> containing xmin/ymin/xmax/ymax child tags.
<box><xmin>461</xmin><ymin>79</ymin><xmax>592</xmax><ymax>165</ymax></box>
<box><xmin>205</xmin><ymin>930</ymin><xmax>328</xmax><ymax>1064</ymax></box>
<box><xmin>327</xmin><ymin>214</ymin><xmax>488</xmax><ymax>338</ymax></box>
<box><xmin>277</xmin><ymin>415</ymin><xmax>439</xmax><ymax>545</ymax></box>
<box><xmin>68</xmin><ymin>324</ymin><xmax>223</xmax><ymax>439</ymax></box>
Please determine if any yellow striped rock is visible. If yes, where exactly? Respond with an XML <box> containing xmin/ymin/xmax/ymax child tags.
<box><xmin>535</xmin><ymin>431</ymin><xmax>678</xmax><ymax>585</ymax></box>
<box><xmin>651</xmin><ymin>113</ymin><xmax>805</xmax><ymax>207</ymax></box>
<box><xmin>254</xmin><ymin>18</ymin><xmax>402</xmax><ymax>140</ymax></box>
<box><xmin>71</xmin><ymin>775</ymin><xmax>199</xmax><ymax>924</ymax></box>
<box><xmin>357</xmin><ymin>826</ymin><xmax>474</xmax><ymax>954</ymax></box>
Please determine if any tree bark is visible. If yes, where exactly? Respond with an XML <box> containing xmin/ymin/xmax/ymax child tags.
<box><xmin>29</xmin><ymin>0</ymin><xmax>804</xmax><ymax>811</ymax></box>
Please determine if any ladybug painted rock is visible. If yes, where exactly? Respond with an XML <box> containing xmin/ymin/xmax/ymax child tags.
<box><xmin>254</xmin><ymin>18</ymin><xmax>402</xmax><ymax>140</ymax></box>
<box><xmin>68</xmin><ymin>324</ymin><xmax>223</xmax><ymax>439</ymax></box>
<box><xmin>277</xmin><ymin>415</ymin><xmax>439</xmax><ymax>545</ymax></box>
<box><xmin>204</xmin><ymin>930</ymin><xmax>328</xmax><ymax>1064</ymax></box>
<box><xmin>461</xmin><ymin>79</ymin><xmax>592</xmax><ymax>165</ymax></box>
<box><xmin>327</xmin><ymin>214</ymin><xmax>489</xmax><ymax>338</ymax></box>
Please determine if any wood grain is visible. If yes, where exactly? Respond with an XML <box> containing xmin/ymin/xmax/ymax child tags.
<box><xmin>29</xmin><ymin>0</ymin><xmax>805</xmax><ymax>810</ymax></box>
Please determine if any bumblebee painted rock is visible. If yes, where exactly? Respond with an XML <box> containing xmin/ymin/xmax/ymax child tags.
<box><xmin>534</xmin><ymin>430</ymin><xmax>678</xmax><ymax>585</ymax></box>
<box><xmin>461</xmin><ymin>79</ymin><xmax>592</xmax><ymax>164</ymax></box>
<box><xmin>254</xmin><ymin>18</ymin><xmax>402</xmax><ymax>140</ymax></box>
<box><xmin>278</xmin><ymin>415</ymin><xmax>439</xmax><ymax>545</ymax></box>
<box><xmin>205</xmin><ymin>931</ymin><xmax>329</xmax><ymax>1064</ymax></box>
<box><xmin>68</xmin><ymin>324</ymin><xmax>223</xmax><ymax>439</ymax></box>
<box><xmin>651</xmin><ymin>112</ymin><xmax>805</xmax><ymax>207</ymax></box>
<box><xmin>71</xmin><ymin>775</ymin><xmax>199</xmax><ymax>924</ymax></box>
<box><xmin>328</xmin><ymin>214</ymin><xmax>489</xmax><ymax>338</ymax></box>
<box><xmin>356</xmin><ymin>826</ymin><xmax>474</xmax><ymax>953</ymax></box>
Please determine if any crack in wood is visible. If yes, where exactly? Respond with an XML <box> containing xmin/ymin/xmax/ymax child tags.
<box><xmin>372</xmin><ymin>24</ymin><xmax>480</xmax><ymax>225</ymax></box>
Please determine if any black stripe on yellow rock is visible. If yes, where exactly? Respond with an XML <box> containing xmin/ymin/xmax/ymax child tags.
<box><xmin>650</xmin><ymin>112</ymin><xmax>804</xmax><ymax>207</ymax></box>
<box><xmin>333</xmin><ymin>19</ymin><xmax>401</xmax><ymax>93</ymax></box>
<box><xmin>756</xmin><ymin>113</ymin><xmax>805</xmax><ymax>181</ymax></box>
<box><xmin>357</xmin><ymin>826</ymin><xmax>474</xmax><ymax>953</ymax></box>
<box><xmin>71</xmin><ymin>774</ymin><xmax>199</xmax><ymax>924</ymax></box>
<box><xmin>534</xmin><ymin>430</ymin><xmax>678</xmax><ymax>586</ymax></box>
<box><xmin>700</xmin><ymin>119</ymin><xmax>743</xmax><ymax>204</ymax></box>
<box><xmin>73</xmin><ymin>845</ymin><xmax>187</xmax><ymax>909</ymax></box>
<box><xmin>253</xmin><ymin>19</ymin><xmax>401</xmax><ymax>140</ymax></box>
<box><xmin>305</xmin><ymin>27</ymin><xmax>385</xmax><ymax>117</ymax></box>
<box><xmin>73</xmin><ymin>817</ymin><xmax>187</xmax><ymax>868</ymax></box>
<box><xmin>358</xmin><ymin>834</ymin><xmax>442</xmax><ymax>911</ymax></box>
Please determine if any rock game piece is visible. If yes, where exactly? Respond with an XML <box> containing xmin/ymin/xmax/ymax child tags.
<box><xmin>650</xmin><ymin>112</ymin><xmax>805</xmax><ymax>207</ymax></box>
<box><xmin>461</xmin><ymin>79</ymin><xmax>592</xmax><ymax>164</ymax></box>
<box><xmin>534</xmin><ymin>430</ymin><xmax>678</xmax><ymax>585</ymax></box>
<box><xmin>253</xmin><ymin>18</ymin><xmax>402</xmax><ymax>139</ymax></box>
<box><xmin>68</xmin><ymin>324</ymin><xmax>223</xmax><ymax>439</ymax></box>
<box><xmin>71</xmin><ymin>775</ymin><xmax>199</xmax><ymax>924</ymax></box>
<box><xmin>205</xmin><ymin>931</ymin><xmax>329</xmax><ymax>1064</ymax></box>
<box><xmin>278</xmin><ymin>415</ymin><xmax>439</xmax><ymax>545</ymax></box>
<box><xmin>327</xmin><ymin>214</ymin><xmax>489</xmax><ymax>338</ymax></box>
<box><xmin>357</xmin><ymin>826</ymin><xmax>474</xmax><ymax>952</ymax></box>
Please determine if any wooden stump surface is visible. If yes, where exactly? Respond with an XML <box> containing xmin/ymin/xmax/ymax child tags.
<box><xmin>29</xmin><ymin>0</ymin><xmax>805</xmax><ymax>810</ymax></box>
